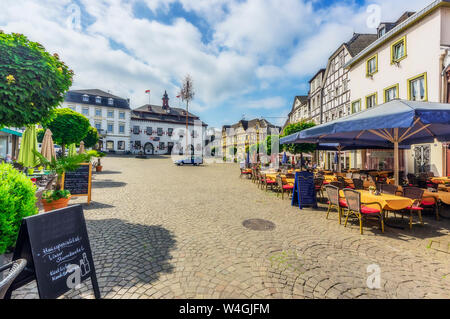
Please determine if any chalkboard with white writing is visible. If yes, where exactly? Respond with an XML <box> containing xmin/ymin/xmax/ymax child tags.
<box><xmin>291</xmin><ymin>171</ymin><xmax>318</xmax><ymax>210</ymax></box>
<box><xmin>62</xmin><ymin>163</ymin><xmax>92</xmax><ymax>204</ymax></box>
<box><xmin>5</xmin><ymin>205</ymin><xmax>100</xmax><ymax>299</ymax></box>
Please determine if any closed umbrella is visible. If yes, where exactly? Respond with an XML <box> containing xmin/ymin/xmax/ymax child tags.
<box><xmin>18</xmin><ymin>125</ymin><xmax>38</xmax><ymax>167</ymax></box>
<box><xmin>282</xmin><ymin>152</ymin><xmax>287</xmax><ymax>164</ymax></box>
<box><xmin>78</xmin><ymin>141</ymin><xmax>86</xmax><ymax>154</ymax></box>
<box><xmin>40</xmin><ymin>129</ymin><xmax>56</xmax><ymax>161</ymax></box>
<box><xmin>68</xmin><ymin>143</ymin><xmax>77</xmax><ymax>157</ymax></box>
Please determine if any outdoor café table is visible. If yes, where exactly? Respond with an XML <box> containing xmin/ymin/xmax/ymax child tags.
<box><xmin>431</xmin><ymin>177</ymin><xmax>450</xmax><ymax>184</ymax></box>
<box><xmin>363</xmin><ymin>180</ymin><xmax>376</xmax><ymax>189</ymax></box>
<box><xmin>265</xmin><ymin>173</ymin><xmax>295</xmax><ymax>185</ymax></box>
<box><xmin>339</xmin><ymin>190</ymin><xmax>413</xmax><ymax>229</ymax></box>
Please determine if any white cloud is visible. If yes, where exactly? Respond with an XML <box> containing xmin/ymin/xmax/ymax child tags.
<box><xmin>247</xmin><ymin>97</ymin><xmax>286</xmax><ymax>109</ymax></box>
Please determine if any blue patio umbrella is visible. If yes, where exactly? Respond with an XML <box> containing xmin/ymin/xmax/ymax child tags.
<box><xmin>280</xmin><ymin>100</ymin><xmax>450</xmax><ymax>183</ymax></box>
<box><xmin>282</xmin><ymin>152</ymin><xmax>287</xmax><ymax>164</ymax></box>
<box><xmin>246</xmin><ymin>152</ymin><xmax>250</xmax><ymax>167</ymax></box>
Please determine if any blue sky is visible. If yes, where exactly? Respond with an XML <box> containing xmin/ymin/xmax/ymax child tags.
<box><xmin>0</xmin><ymin>0</ymin><xmax>431</xmax><ymax>129</ymax></box>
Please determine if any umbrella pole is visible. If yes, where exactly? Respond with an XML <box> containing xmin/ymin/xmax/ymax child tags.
<box><xmin>394</xmin><ymin>128</ymin><xmax>399</xmax><ymax>185</ymax></box>
<box><xmin>337</xmin><ymin>146</ymin><xmax>342</xmax><ymax>173</ymax></box>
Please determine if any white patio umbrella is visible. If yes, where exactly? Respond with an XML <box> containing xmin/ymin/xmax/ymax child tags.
<box><xmin>40</xmin><ymin>129</ymin><xmax>56</xmax><ymax>161</ymax></box>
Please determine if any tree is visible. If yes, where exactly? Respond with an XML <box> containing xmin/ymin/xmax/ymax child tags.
<box><xmin>260</xmin><ymin>135</ymin><xmax>279</xmax><ymax>156</ymax></box>
<box><xmin>45</xmin><ymin>108</ymin><xmax>90</xmax><ymax>154</ymax></box>
<box><xmin>281</xmin><ymin>121</ymin><xmax>316</xmax><ymax>168</ymax></box>
<box><xmin>0</xmin><ymin>32</ymin><xmax>73</xmax><ymax>127</ymax></box>
<box><xmin>82</xmin><ymin>126</ymin><xmax>99</xmax><ymax>149</ymax></box>
<box><xmin>37</xmin><ymin>128</ymin><xmax>45</xmax><ymax>143</ymax></box>
<box><xmin>180</xmin><ymin>74</ymin><xmax>195</xmax><ymax>155</ymax></box>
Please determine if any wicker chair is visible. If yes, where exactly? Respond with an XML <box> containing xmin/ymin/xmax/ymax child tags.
<box><xmin>0</xmin><ymin>259</ymin><xmax>27</xmax><ymax>299</ymax></box>
<box><xmin>324</xmin><ymin>185</ymin><xmax>347</xmax><ymax>224</ymax></box>
<box><xmin>330</xmin><ymin>181</ymin><xmax>343</xmax><ymax>190</ymax></box>
<box><xmin>276</xmin><ymin>175</ymin><xmax>294</xmax><ymax>200</ymax></box>
<box><xmin>314</xmin><ymin>178</ymin><xmax>324</xmax><ymax>199</ymax></box>
<box><xmin>260</xmin><ymin>173</ymin><xmax>276</xmax><ymax>192</ymax></box>
<box><xmin>405</xmin><ymin>186</ymin><xmax>439</xmax><ymax>221</ymax></box>
<box><xmin>401</xmin><ymin>187</ymin><xmax>426</xmax><ymax>230</ymax></box>
<box><xmin>352</xmin><ymin>179</ymin><xmax>364</xmax><ymax>190</ymax></box>
<box><xmin>380</xmin><ymin>184</ymin><xmax>398</xmax><ymax>195</ymax></box>
<box><xmin>343</xmin><ymin>189</ymin><xmax>384</xmax><ymax>235</ymax></box>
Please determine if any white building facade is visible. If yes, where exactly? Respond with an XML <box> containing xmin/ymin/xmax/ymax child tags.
<box><xmin>346</xmin><ymin>1</ymin><xmax>450</xmax><ymax>176</ymax></box>
<box><xmin>62</xmin><ymin>89</ymin><xmax>131</xmax><ymax>153</ymax></box>
<box><xmin>130</xmin><ymin>91</ymin><xmax>208</xmax><ymax>156</ymax></box>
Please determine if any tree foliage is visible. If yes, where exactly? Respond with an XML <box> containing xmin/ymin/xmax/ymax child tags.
<box><xmin>260</xmin><ymin>135</ymin><xmax>279</xmax><ymax>156</ymax></box>
<box><xmin>45</xmin><ymin>108</ymin><xmax>90</xmax><ymax>151</ymax></box>
<box><xmin>0</xmin><ymin>163</ymin><xmax>37</xmax><ymax>254</ymax></box>
<box><xmin>82</xmin><ymin>126</ymin><xmax>99</xmax><ymax>149</ymax></box>
<box><xmin>37</xmin><ymin>128</ymin><xmax>45</xmax><ymax>143</ymax></box>
<box><xmin>0</xmin><ymin>32</ymin><xmax>73</xmax><ymax>127</ymax></box>
<box><xmin>281</xmin><ymin>121</ymin><xmax>316</xmax><ymax>155</ymax></box>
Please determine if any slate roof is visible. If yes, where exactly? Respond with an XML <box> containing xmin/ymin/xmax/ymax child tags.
<box><xmin>131</xmin><ymin>104</ymin><xmax>207</xmax><ymax>127</ymax></box>
<box><xmin>227</xmin><ymin>118</ymin><xmax>280</xmax><ymax>131</ymax></box>
<box><xmin>345</xmin><ymin>33</ymin><xmax>378</xmax><ymax>57</ymax></box>
<box><xmin>65</xmin><ymin>89</ymin><xmax>131</xmax><ymax>109</ymax></box>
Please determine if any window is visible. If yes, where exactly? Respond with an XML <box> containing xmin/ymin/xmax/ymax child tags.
<box><xmin>366</xmin><ymin>93</ymin><xmax>377</xmax><ymax>109</ymax></box>
<box><xmin>118</xmin><ymin>141</ymin><xmax>125</xmax><ymax>150</ymax></box>
<box><xmin>384</xmin><ymin>84</ymin><xmax>399</xmax><ymax>102</ymax></box>
<box><xmin>351</xmin><ymin>100</ymin><xmax>361</xmax><ymax>114</ymax></box>
<box><xmin>146</xmin><ymin>127</ymin><xmax>153</xmax><ymax>135</ymax></box>
<box><xmin>134</xmin><ymin>141</ymin><xmax>141</xmax><ymax>149</ymax></box>
<box><xmin>82</xmin><ymin>107</ymin><xmax>89</xmax><ymax>116</ymax></box>
<box><xmin>378</xmin><ymin>27</ymin><xmax>385</xmax><ymax>38</ymax></box>
<box><xmin>106</xmin><ymin>140</ymin><xmax>114</xmax><ymax>150</ymax></box>
<box><xmin>157</xmin><ymin>128</ymin><xmax>163</xmax><ymax>136</ymax></box>
<box><xmin>107</xmin><ymin>110</ymin><xmax>114</xmax><ymax>118</ymax></box>
<box><xmin>391</xmin><ymin>36</ymin><xmax>406</xmax><ymax>63</ymax></box>
<box><xmin>408</xmin><ymin>73</ymin><xmax>428</xmax><ymax>101</ymax></box>
<box><xmin>133</xmin><ymin>126</ymin><xmax>140</xmax><ymax>135</ymax></box>
<box><xmin>159</xmin><ymin>142</ymin><xmax>165</xmax><ymax>150</ymax></box>
<box><xmin>82</xmin><ymin>94</ymin><xmax>89</xmax><ymax>102</ymax></box>
<box><xmin>366</xmin><ymin>54</ymin><xmax>378</xmax><ymax>76</ymax></box>
<box><xmin>107</xmin><ymin>123</ymin><xmax>114</xmax><ymax>134</ymax></box>
<box><xmin>167</xmin><ymin>128</ymin><xmax>173</xmax><ymax>136</ymax></box>
<box><xmin>95</xmin><ymin>122</ymin><xmax>102</xmax><ymax>131</ymax></box>
<box><xmin>95</xmin><ymin>108</ymin><xmax>102</xmax><ymax>117</ymax></box>
<box><xmin>95</xmin><ymin>96</ymin><xmax>102</xmax><ymax>104</ymax></box>
<box><xmin>108</xmin><ymin>98</ymin><xmax>114</xmax><ymax>106</ymax></box>
<box><xmin>68</xmin><ymin>105</ymin><xmax>76</xmax><ymax>112</ymax></box>
<box><xmin>343</xmin><ymin>79</ymin><xmax>348</xmax><ymax>92</ymax></box>
<box><xmin>119</xmin><ymin>123</ymin><xmax>125</xmax><ymax>134</ymax></box>
<box><xmin>119</xmin><ymin>112</ymin><xmax>125</xmax><ymax>119</ymax></box>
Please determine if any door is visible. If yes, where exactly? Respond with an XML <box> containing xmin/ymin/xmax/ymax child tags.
<box><xmin>414</xmin><ymin>145</ymin><xmax>430</xmax><ymax>173</ymax></box>
<box><xmin>144</xmin><ymin>142</ymin><xmax>154</xmax><ymax>155</ymax></box>
<box><xmin>168</xmin><ymin>142</ymin><xmax>174</xmax><ymax>155</ymax></box>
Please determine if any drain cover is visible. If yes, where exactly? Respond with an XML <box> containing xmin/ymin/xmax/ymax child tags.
<box><xmin>242</xmin><ymin>219</ymin><xmax>276</xmax><ymax>231</ymax></box>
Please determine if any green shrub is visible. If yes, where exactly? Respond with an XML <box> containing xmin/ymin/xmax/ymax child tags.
<box><xmin>0</xmin><ymin>163</ymin><xmax>38</xmax><ymax>254</ymax></box>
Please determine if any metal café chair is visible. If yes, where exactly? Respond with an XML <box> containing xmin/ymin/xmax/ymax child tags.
<box><xmin>380</xmin><ymin>184</ymin><xmax>399</xmax><ymax>195</ymax></box>
<box><xmin>260</xmin><ymin>173</ymin><xmax>276</xmax><ymax>192</ymax></box>
<box><xmin>324</xmin><ymin>185</ymin><xmax>347</xmax><ymax>224</ymax></box>
<box><xmin>330</xmin><ymin>181</ymin><xmax>343</xmax><ymax>190</ymax></box>
<box><xmin>352</xmin><ymin>178</ymin><xmax>364</xmax><ymax>190</ymax></box>
<box><xmin>276</xmin><ymin>175</ymin><xmax>293</xmax><ymax>200</ymax></box>
<box><xmin>343</xmin><ymin>189</ymin><xmax>384</xmax><ymax>235</ymax></box>
<box><xmin>402</xmin><ymin>187</ymin><xmax>425</xmax><ymax>230</ymax></box>
<box><xmin>314</xmin><ymin>177</ymin><xmax>324</xmax><ymax>199</ymax></box>
<box><xmin>0</xmin><ymin>259</ymin><xmax>27</xmax><ymax>299</ymax></box>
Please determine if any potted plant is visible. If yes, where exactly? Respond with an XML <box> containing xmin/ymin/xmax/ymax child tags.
<box><xmin>368</xmin><ymin>185</ymin><xmax>376</xmax><ymax>195</ymax></box>
<box><xmin>95</xmin><ymin>151</ymin><xmax>106</xmax><ymax>172</ymax></box>
<box><xmin>34</xmin><ymin>151</ymin><xmax>93</xmax><ymax>211</ymax></box>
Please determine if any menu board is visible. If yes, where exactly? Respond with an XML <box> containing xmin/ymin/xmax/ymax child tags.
<box><xmin>62</xmin><ymin>163</ymin><xmax>92</xmax><ymax>203</ymax></box>
<box><xmin>5</xmin><ymin>205</ymin><xmax>100</xmax><ymax>299</ymax></box>
<box><xmin>291</xmin><ymin>171</ymin><xmax>318</xmax><ymax>209</ymax></box>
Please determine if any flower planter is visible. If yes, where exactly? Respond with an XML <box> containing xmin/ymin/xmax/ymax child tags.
<box><xmin>41</xmin><ymin>196</ymin><xmax>71</xmax><ymax>212</ymax></box>
<box><xmin>96</xmin><ymin>165</ymin><xmax>103</xmax><ymax>172</ymax></box>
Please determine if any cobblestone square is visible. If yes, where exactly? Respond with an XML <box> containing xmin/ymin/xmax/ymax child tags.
<box><xmin>11</xmin><ymin>156</ymin><xmax>450</xmax><ymax>299</ymax></box>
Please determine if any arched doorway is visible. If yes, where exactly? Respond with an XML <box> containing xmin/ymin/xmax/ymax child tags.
<box><xmin>144</xmin><ymin>142</ymin><xmax>154</xmax><ymax>155</ymax></box>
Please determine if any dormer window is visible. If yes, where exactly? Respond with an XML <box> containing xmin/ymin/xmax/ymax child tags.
<box><xmin>82</xmin><ymin>94</ymin><xmax>89</xmax><ymax>102</ymax></box>
<box><xmin>108</xmin><ymin>98</ymin><xmax>114</xmax><ymax>106</ymax></box>
<box><xmin>95</xmin><ymin>96</ymin><xmax>102</xmax><ymax>104</ymax></box>
<box><xmin>378</xmin><ymin>27</ymin><xmax>385</xmax><ymax>38</ymax></box>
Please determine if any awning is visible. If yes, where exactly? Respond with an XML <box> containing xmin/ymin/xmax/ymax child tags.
<box><xmin>0</xmin><ymin>128</ymin><xmax>23</xmax><ymax>137</ymax></box>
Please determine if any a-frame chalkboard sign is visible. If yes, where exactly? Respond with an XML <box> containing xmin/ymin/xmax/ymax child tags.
<box><xmin>291</xmin><ymin>171</ymin><xmax>318</xmax><ymax>210</ymax></box>
<box><xmin>5</xmin><ymin>205</ymin><xmax>100</xmax><ymax>299</ymax></box>
<box><xmin>61</xmin><ymin>163</ymin><xmax>92</xmax><ymax>204</ymax></box>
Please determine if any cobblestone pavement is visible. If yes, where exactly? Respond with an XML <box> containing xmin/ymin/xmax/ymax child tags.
<box><xmin>10</xmin><ymin>156</ymin><xmax>450</xmax><ymax>299</ymax></box>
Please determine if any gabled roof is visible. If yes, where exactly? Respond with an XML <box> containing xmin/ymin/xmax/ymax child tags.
<box><xmin>308</xmin><ymin>69</ymin><xmax>325</xmax><ymax>83</ymax></box>
<box><xmin>227</xmin><ymin>118</ymin><xmax>280</xmax><ymax>131</ymax></box>
<box><xmin>131</xmin><ymin>104</ymin><xmax>207</xmax><ymax>126</ymax></box>
<box><xmin>345</xmin><ymin>33</ymin><xmax>378</xmax><ymax>57</ymax></box>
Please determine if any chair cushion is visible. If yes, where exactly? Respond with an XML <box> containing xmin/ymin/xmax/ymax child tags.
<box><xmin>406</xmin><ymin>206</ymin><xmax>423</xmax><ymax>211</ymax></box>
<box><xmin>361</xmin><ymin>206</ymin><xmax>380</xmax><ymax>214</ymax></box>
<box><xmin>282</xmin><ymin>185</ymin><xmax>294</xmax><ymax>190</ymax></box>
<box><xmin>339</xmin><ymin>199</ymin><xmax>348</xmax><ymax>208</ymax></box>
<box><xmin>265</xmin><ymin>180</ymin><xmax>276</xmax><ymax>184</ymax></box>
<box><xmin>421</xmin><ymin>200</ymin><xmax>435</xmax><ymax>206</ymax></box>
